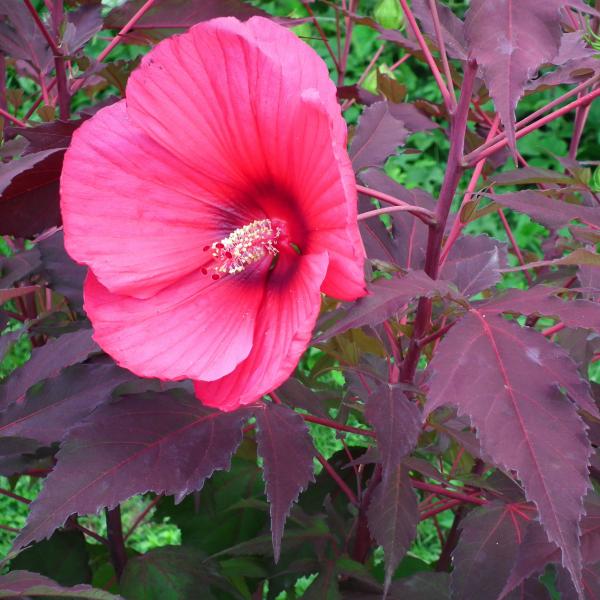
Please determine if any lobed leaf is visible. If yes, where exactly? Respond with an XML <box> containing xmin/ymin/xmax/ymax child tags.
<box><xmin>488</xmin><ymin>190</ymin><xmax>600</xmax><ymax>230</ymax></box>
<box><xmin>105</xmin><ymin>0</ymin><xmax>268</xmax><ymax>30</ymax></box>
<box><xmin>350</xmin><ymin>102</ymin><xmax>410</xmax><ymax>172</ymax></box>
<box><xmin>425</xmin><ymin>310</ymin><xmax>592</xmax><ymax>596</ymax></box>
<box><xmin>412</xmin><ymin>0</ymin><xmax>468</xmax><ymax>60</ymax></box>
<box><xmin>451</xmin><ymin>501</ymin><xmax>536</xmax><ymax>599</ymax></box>
<box><xmin>464</xmin><ymin>0</ymin><xmax>565</xmax><ymax>152</ymax></box>
<box><xmin>255</xmin><ymin>402</ymin><xmax>315</xmax><ymax>562</ymax></box>
<box><xmin>0</xmin><ymin>328</ymin><xmax>99</xmax><ymax>410</ymax></box>
<box><xmin>367</xmin><ymin>465</ymin><xmax>419</xmax><ymax>594</ymax></box>
<box><xmin>0</xmin><ymin>361</ymin><xmax>131</xmax><ymax>444</ymax></box>
<box><xmin>0</xmin><ymin>570</ymin><xmax>122</xmax><ymax>599</ymax></box>
<box><xmin>13</xmin><ymin>391</ymin><xmax>250</xmax><ymax>552</ymax></box>
<box><xmin>315</xmin><ymin>270</ymin><xmax>454</xmax><ymax>342</ymax></box>
<box><xmin>364</xmin><ymin>383</ymin><xmax>421</xmax><ymax>481</ymax></box>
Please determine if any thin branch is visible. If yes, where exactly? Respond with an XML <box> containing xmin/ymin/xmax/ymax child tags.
<box><xmin>302</xmin><ymin>2</ymin><xmax>341</xmax><ymax>72</ymax></box>
<box><xmin>569</xmin><ymin>94</ymin><xmax>592</xmax><ymax>160</ymax></box>
<box><xmin>0</xmin><ymin>488</ymin><xmax>31</xmax><ymax>504</ymax></box>
<box><xmin>105</xmin><ymin>506</ymin><xmax>128</xmax><ymax>580</ymax></box>
<box><xmin>302</xmin><ymin>413</ymin><xmax>376</xmax><ymax>438</ymax></box>
<box><xmin>428</xmin><ymin>0</ymin><xmax>456</xmax><ymax>107</ymax></box>
<box><xmin>397</xmin><ymin>0</ymin><xmax>453</xmax><ymax>110</ymax></box>
<box><xmin>411</xmin><ymin>479</ymin><xmax>486</xmax><ymax>505</ymax></box>
<box><xmin>315</xmin><ymin>452</ymin><xmax>359</xmax><ymax>506</ymax></box>
<box><xmin>0</xmin><ymin>106</ymin><xmax>26</xmax><ymax>127</ymax></box>
<box><xmin>358</xmin><ymin>204</ymin><xmax>437</xmax><ymax>225</ymax></box>
<box><xmin>23</xmin><ymin>0</ymin><xmax>61</xmax><ymax>55</ymax></box>
<box><xmin>465</xmin><ymin>80</ymin><xmax>600</xmax><ymax>166</ymax></box>
<box><xmin>124</xmin><ymin>495</ymin><xmax>162</xmax><ymax>541</ymax></box>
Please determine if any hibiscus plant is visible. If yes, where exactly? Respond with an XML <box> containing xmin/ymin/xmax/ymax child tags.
<box><xmin>1</xmin><ymin>0</ymin><xmax>600</xmax><ymax>598</ymax></box>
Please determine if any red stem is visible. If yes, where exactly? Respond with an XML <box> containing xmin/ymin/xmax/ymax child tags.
<box><xmin>398</xmin><ymin>0</ymin><xmax>453</xmax><ymax>110</ymax></box>
<box><xmin>569</xmin><ymin>95</ymin><xmax>592</xmax><ymax>160</ymax></box>
<box><xmin>411</xmin><ymin>479</ymin><xmax>486</xmax><ymax>506</ymax></box>
<box><xmin>124</xmin><ymin>496</ymin><xmax>162</xmax><ymax>540</ymax></box>
<box><xmin>427</xmin><ymin>0</ymin><xmax>456</xmax><ymax>107</ymax></box>
<box><xmin>0</xmin><ymin>488</ymin><xmax>31</xmax><ymax>504</ymax></box>
<box><xmin>358</xmin><ymin>204</ymin><xmax>436</xmax><ymax>225</ymax></box>
<box><xmin>401</xmin><ymin>60</ymin><xmax>478</xmax><ymax>383</ymax></box>
<box><xmin>23</xmin><ymin>0</ymin><xmax>61</xmax><ymax>55</ymax></box>
<box><xmin>465</xmin><ymin>84</ymin><xmax>600</xmax><ymax>166</ymax></box>
<box><xmin>315</xmin><ymin>452</ymin><xmax>358</xmax><ymax>506</ymax></box>
<box><xmin>302</xmin><ymin>413</ymin><xmax>375</xmax><ymax>438</ymax></box>
<box><xmin>0</xmin><ymin>106</ymin><xmax>26</xmax><ymax>127</ymax></box>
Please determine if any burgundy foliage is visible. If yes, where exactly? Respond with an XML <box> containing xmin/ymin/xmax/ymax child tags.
<box><xmin>1</xmin><ymin>0</ymin><xmax>600</xmax><ymax>598</ymax></box>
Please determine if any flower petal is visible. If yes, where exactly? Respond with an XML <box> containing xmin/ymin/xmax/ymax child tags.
<box><xmin>125</xmin><ymin>18</ymin><xmax>365</xmax><ymax>302</ymax></box>
<box><xmin>83</xmin><ymin>261</ymin><xmax>270</xmax><ymax>381</ymax></box>
<box><xmin>194</xmin><ymin>250</ymin><xmax>329</xmax><ymax>411</ymax></box>
<box><xmin>61</xmin><ymin>101</ymin><xmax>258</xmax><ymax>299</ymax></box>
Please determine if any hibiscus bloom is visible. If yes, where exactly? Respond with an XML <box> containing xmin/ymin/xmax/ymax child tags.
<box><xmin>60</xmin><ymin>16</ymin><xmax>366</xmax><ymax>411</ymax></box>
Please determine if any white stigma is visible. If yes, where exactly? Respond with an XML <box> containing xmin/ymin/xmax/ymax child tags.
<box><xmin>211</xmin><ymin>219</ymin><xmax>280</xmax><ymax>275</ymax></box>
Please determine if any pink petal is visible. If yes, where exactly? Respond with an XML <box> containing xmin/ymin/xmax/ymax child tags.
<box><xmin>83</xmin><ymin>261</ymin><xmax>270</xmax><ymax>381</ymax></box>
<box><xmin>61</xmin><ymin>101</ymin><xmax>259</xmax><ymax>299</ymax></box>
<box><xmin>194</xmin><ymin>250</ymin><xmax>329</xmax><ymax>411</ymax></box>
<box><xmin>125</xmin><ymin>18</ymin><xmax>365</xmax><ymax>302</ymax></box>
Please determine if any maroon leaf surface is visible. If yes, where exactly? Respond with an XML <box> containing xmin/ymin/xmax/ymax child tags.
<box><xmin>350</xmin><ymin>102</ymin><xmax>410</xmax><ymax>172</ymax></box>
<box><xmin>451</xmin><ymin>501</ymin><xmax>536</xmax><ymax>600</ymax></box>
<box><xmin>7</xmin><ymin>121</ymin><xmax>83</xmax><ymax>155</ymax></box>
<box><xmin>0</xmin><ymin>2</ymin><xmax>53</xmax><ymax>74</ymax></box>
<box><xmin>425</xmin><ymin>310</ymin><xmax>592</xmax><ymax>595</ymax></box>
<box><xmin>441</xmin><ymin>234</ymin><xmax>508</xmax><ymax>296</ymax></box>
<box><xmin>105</xmin><ymin>0</ymin><xmax>268</xmax><ymax>29</ymax></box>
<box><xmin>0</xmin><ymin>362</ymin><xmax>131</xmax><ymax>445</ymax></box>
<box><xmin>367</xmin><ymin>465</ymin><xmax>418</xmax><ymax>592</ymax></box>
<box><xmin>364</xmin><ymin>383</ymin><xmax>421</xmax><ymax>480</ymax></box>
<box><xmin>555</xmin><ymin>563</ymin><xmax>600</xmax><ymax>600</ymax></box>
<box><xmin>502</xmin><ymin>495</ymin><xmax>600</xmax><ymax>595</ymax></box>
<box><xmin>0</xmin><ymin>570</ymin><xmax>121</xmax><ymax>599</ymax></box>
<box><xmin>489</xmin><ymin>191</ymin><xmax>600</xmax><ymax>230</ymax></box>
<box><xmin>359</xmin><ymin>169</ymin><xmax>434</xmax><ymax>270</ymax></box>
<box><xmin>482</xmin><ymin>286</ymin><xmax>600</xmax><ymax>336</ymax></box>
<box><xmin>13</xmin><ymin>391</ymin><xmax>250</xmax><ymax>552</ymax></box>
<box><xmin>0</xmin><ymin>328</ymin><xmax>99</xmax><ymax>410</ymax></box>
<box><xmin>38</xmin><ymin>230</ymin><xmax>87</xmax><ymax>311</ymax></box>
<box><xmin>255</xmin><ymin>402</ymin><xmax>315</xmax><ymax>562</ymax></box>
<box><xmin>412</xmin><ymin>0</ymin><xmax>468</xmax><ymax>60</ymax></box>
<box><xmin>0</xmin><ymin>150</ymin><xmax>64</xmax><ymax>237</ymax></box>
<box><xmin>387</xmin><ymin>572</ymin><xmax>451</xmax><ymax>599</ymax></box>
<box><xmin>316</xmin><ymin>270</ymin><xmax>453</xmax><ymax>342</ymax></box>
<box><xmin>464</xmin><ymin>0</ymin><xmax>564</xmax><ymax>151</ymax></box>
<box><xmin>62</xmin><ymin>5</ymin><xmax>104</xmax><ymax>55</ymax></box>
<box><xmin>0</xmin><ymin>248</ymin><xmax>40</xmax><ymax>288</ymax></box>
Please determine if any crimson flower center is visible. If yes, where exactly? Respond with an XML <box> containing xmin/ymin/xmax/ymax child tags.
<box><xmin>204</xmin><ymin>219</ymin><xmax>282</xmax><ymax>279</ymax></box>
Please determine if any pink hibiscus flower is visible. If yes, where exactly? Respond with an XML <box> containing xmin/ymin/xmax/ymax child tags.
<box><xmin>60</xmin><ymin>16</ymin><xmax>366</xmax><ymax>411</ymax></box>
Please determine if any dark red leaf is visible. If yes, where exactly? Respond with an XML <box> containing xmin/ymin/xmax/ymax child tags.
<box><xmin>0</xmin><ymin>285</ymin><xmax>38</xmax><ymax>304</ymax></box>
<box><xmin>505</xmin><ymin>577</ymin><xmax>552</xmax><ymax>600</ymax></box>
<box><xmin>412</xmin><ymin>0</ymin><xmax>468</xmax><ymax>60</ymax></box>
<box><xmin>482</xmin><ymin>286</ymin><xmax>600</xmax><ymax>338</ymax></box>
<box><xmin>441</xmin><ymin>234</ymin><xmax>508</xmax><ymax>296</ymax></box>
<box><xmin>502</xmin><ymin>494</ymin><xmax>600</xmax><ymax>595</ymax></box>
<box><xmin>38</xmin><ymin>230</ymin><xmax>87</xmax><ymax>310</ymax></box>
<box><xmin>0</xmin><ymin>2</ymin><xmax>53</xmax><ymax>74</ymax></box>
<box><xmin>274</xmin><ymin>378</ymin><xmax>330</xmax><ymax>418</ymax></box>
<box><xmin>489</xmin><ymin>190</ymin><xmax>600</xmax><ymax>229</ymax></box>
<box><xmin>490</xmin><ymin>167</ymin><xmax>574</xmax><ymax>187</ymax></box>
<box><xmin>367</xmin><ymin>465</ymin><xmax>418</xmax><ymax>593</ymax></box>
<box><xmin>119</xmin><ymin>546</ymin><xmax>243</xmax><ymax>599</ymax></box>
<box><xmin>316</xmin><ymin>270</ymin><xmax>453</xmax><ymax>342</ymax></box>
<box><xmin>0</xmin><ymin>436</ymin><xmax>49</xmax><ymax>477</ymax></box>
<box><xmin>0</xmin><ymin>328</ymin><xmax>100</xmax><ymax>410</ymax></box>
<box><xmin>105</xmin><ymin>0</ymin><xmax>268</xmax><ymax>30</ymax></box>
<box><xmin>387</xmin><ymin>571</ymin><xmax>451</xmax><ymax>599</ymax></box>
<box><xmin>464</xmin><ymin>0</ymin><xmax>564</xmax><ymax>151</ymax></box>
<box><xmin>7</xmin><ymin>121</ymin><xmax>83</xmax><ymax>155</ymax></box>
<box><xmin>0</xmin><ymin>570</ymin><xmax>120</xmax><ymax>599</ymax></box>
<box><xmin>62</xmin><ymin>4</ymin><xmax>103</xmax><ymax>55</ymax></box>
<box><xmin>578</xmin><ymin>265</ymin><xmax>600</xmax><ymax>300</ymax></box>
<box><xmin>254</xmin><ymin>402</ymin><xmax>315</xmax><ymax>562</ymax></box>
<box><xmin>13</xmin><ymin>391</ymin><xmax>249</xmax><ymax>552</ymax></box>
<box><xmin>387</xmin><ymin>102</ymin><xmax>438</xmax><ymax>133</ymax></box>
<box><xmin>426</xmin><ymin>311</ymin><xmax>592</xmax><ymax>596</ymax></box>
<box><xmin>0</xmin><ymin>248</ymin><xmax>40</xmax><ymax>288</ymax></box>
<box><xmin>350</xmin><ymin>102</ymin><xmax>410</xmax><ymax>172</ymax></box>
<box><xmin>359</xmin><ymin>169</ymin><xmax>434</xmax><ymax>270</ymax></box>
<box><xmin>0</xmin><ymin>150</ymin><xmax>64</xmax><ymax>237</ymax></box>
<box><xmin>0</xmin><ymin>361</ymin><xmax>131</xmax><ymax>444</ymax></box>
<box><xmin>451</xmin><ymin>501</ymin><xmax>536</xmax><ymax>600</ymax></box>
<box><xmin>365</xmin><ymin>383</ymin><xmax>421</xmax><ymax>480</ymax></box>
<box><xmin>555</xmin><ymin>562</ymin><xmax>600</xmax><ymax>600</ymax></box>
